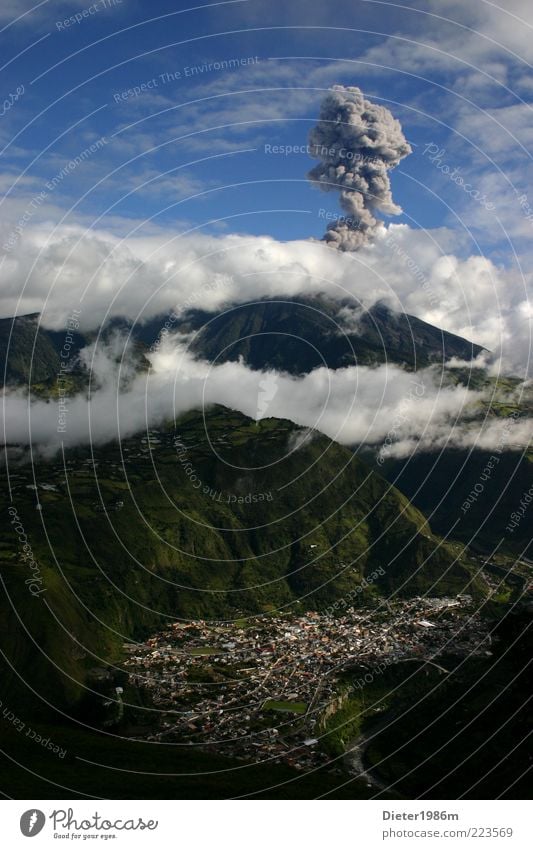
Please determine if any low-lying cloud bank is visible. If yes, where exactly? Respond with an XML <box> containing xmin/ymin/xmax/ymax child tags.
<box><xmin>2</xmin><ymin>333</ymin><xmax>530</xmax><ymax>459</ymax></box>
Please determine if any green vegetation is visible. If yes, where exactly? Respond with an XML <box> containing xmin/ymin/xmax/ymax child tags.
<box><xmin>189</xmin><ymin>646</ymin><xmax>220</xmax><ymax>656</ymax></box>
<box><xmin>374</xmin><ymin>375</ymin><xmax>533</xmax><ymax>554</ymax></box>
<box><xmin>310</xmin><ymin>604</ymin><xmax>531</xmax><ymax>799</ymax></box>
<box><xmin>1</xmin><ymin>405</ymin><xmax>486</xmax><ymax>718</ymax></box>
<box><xmin>321</xmin><ymin>694</ymin><xmax>364</xmax><ymax>756</ymax></box>
<box><xmin>262</xmin><ymin>700</ymin><xmax>307</xmax><ymax>714</ymax></box>
<box><xmin>1</xmin><ymin>297</ymin><xmax>487</xmax><ymax>394</ymax></box>
<box><xmin>359</xmin><ymin>607</ymin><xmax>532</xmax><ymax>799</ymax></box>
<box><xmin>379</xmin><ymin>446</ymin><xmax>533</xmax><ymax>553</ymax></box>
<box><xmin>1</xmin><ymin>303</ymin><xmax>528</xmax><ymax>801</ymax></box>
<box><xmin>0</xmin><ymin>717</ymin><xmax>376</xmax><ymax>800</ymax></box>
<box><xmin>0</xmin><ymin>313</ymin><xmax>63</xmax><ymax>386</ymax></box>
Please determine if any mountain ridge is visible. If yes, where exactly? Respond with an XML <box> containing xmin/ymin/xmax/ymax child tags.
<box><xmin>0</xmin><ymin>404</ymin><xmax>484</xmax><ymax>712</ymax></box>
<box><xmin>0</xmin><ymin>295</ymin><xmax>486</xmax><ymax>390</ymax></box>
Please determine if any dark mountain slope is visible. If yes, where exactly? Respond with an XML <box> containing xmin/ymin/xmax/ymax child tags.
<box><xmin>0</xmin><ymin>313</ymin><xmax>86</xmax><ymax>394</ymax></box>
<box><xmin>377</xmin><ymin>446</ymin><xmax>533</xmax><ymax>554</ymax></box>
<box><xmin>0</xmin><ymin>313</ymin><xmax>65</xmax><ymax>386</ymax></box>
<box><xmin>167</xmin><ymin>296</ymin><xmax>485</xmax><ymax>374</ymax></box>
<box><xmin>0</xmin><ymin>297</ymin><xmax>485</xmax><ymax>390</ymax></box>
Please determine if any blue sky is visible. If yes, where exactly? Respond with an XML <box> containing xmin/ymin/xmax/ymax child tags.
<box><xmin>1</xmin><ymin>0</ymin><xmax>532</xmax><ymax>460</ymax></box>
<box><xmin>2</xmin><ymin>0</ymin><xmax>533</xmax><ymax>254</ymax></box>
<box><xmin>0</xmin><ymin>0</ymin><xmax>532</xmax><ymax>380</ymax></box>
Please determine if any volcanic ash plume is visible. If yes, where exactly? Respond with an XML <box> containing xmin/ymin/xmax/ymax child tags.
<box><xmin>308</xmin><ymin>85</ymin><xmax>411</xmax><ymax>251</ymax></box>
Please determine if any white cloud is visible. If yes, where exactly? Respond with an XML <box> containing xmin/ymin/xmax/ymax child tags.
<box><xmin>2</xmin><ymin>332</ymin><xmax>530</xmax><ymax>459</ymax></box>
<box><xmin>0</xmin><ymin>217</ymin><xmax>530</xmax><ymax>376</ymax></box>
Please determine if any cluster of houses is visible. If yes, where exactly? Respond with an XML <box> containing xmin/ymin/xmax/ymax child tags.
<box><xmin>123</xmin><ymin>596</ymin><xmax>490</xmax><ymax>769</ymax></box>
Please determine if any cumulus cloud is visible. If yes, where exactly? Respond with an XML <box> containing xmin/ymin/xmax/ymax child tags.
<box><xmin>1</xmin><ymin>217</ymin><xmax>530</xmax><ymax>377</ymax></box>
<box><xmin>307</xmin><ymin>86</ymin><xmax>411</xmax><ymax>251</ymax></box>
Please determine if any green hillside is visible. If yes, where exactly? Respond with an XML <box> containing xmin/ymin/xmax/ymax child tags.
<box><xmin>0</xmin><ymin>405</ymin><xmax>483</xmax><ymax>714</ymax></box>
<box><xmin>1</xmin><ymin>296</ymin><xmax>484</xmax><ymax>391</ymax></box>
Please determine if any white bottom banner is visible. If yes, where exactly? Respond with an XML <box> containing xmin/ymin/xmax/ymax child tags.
<box><xmin>1</xmin><ymin>800</ymin><xmax>529</xmax><ymax>848</ymax></box>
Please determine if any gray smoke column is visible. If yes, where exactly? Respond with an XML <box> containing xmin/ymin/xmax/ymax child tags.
<box><xmin>308</xmin><ymin>85</ymin><xmax>411</xmax><ymax>251</ymax></box>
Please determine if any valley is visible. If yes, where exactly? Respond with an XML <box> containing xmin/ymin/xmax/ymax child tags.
<box><xmin>123</xmin><ymin>596</ymin><xmax>490</xmax><ymax>771</ymax></box>
<box><xmin>0</xmin><ymin>301</ymin><xmax>530</xmax><ymax>800</ymax></box>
